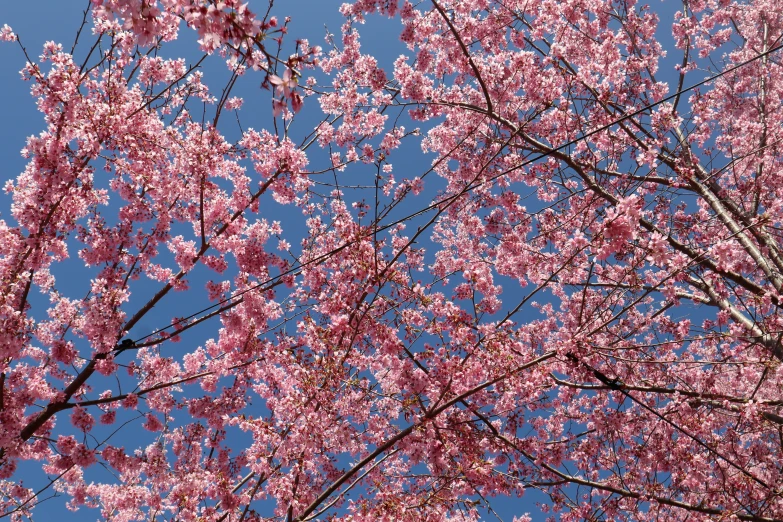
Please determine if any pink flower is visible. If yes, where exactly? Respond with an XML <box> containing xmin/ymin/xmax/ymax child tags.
<box><xmin>56</xmin><ymin>435</ymin><xmax>78</xmax><ymax>455</ymax></box>
<box><xmin>122</xmin><ymin>393</ymin><xmax>139</xmax><ymax>410</ymax></box>
<box><xmin>51</xmin><ymin>340</ymin><xmax>77</xmax><ymax>364</ymax></box>
<box><xmin>224</xmin><ymin>96</ymin><xmax>244</xmax><ymax>111</ymax></box>
<box><xmin>70</xmin><ymin>406</ymin><xmax>95</xmax><ymax>433</ymax></box>
<box><xmin>272</xmin><ymin>97</ymin><xmax>287</xmax><ymax>117</ymax></box>
<box><xmin>72</xmin><ymin>444</ymin><xmax>97</xmax><ymax>467</ymax></box>
<box><xmin>143</xmin><ymin>414</ymin><xmax>164</xmax><ymax>432</ymax></box>
<box><xmin>290</xmin><ymin>91</ymin><xmax>303</xmax><ymax>113</ymax></box>
<box><xmin>0</xmin><ymin>24</ymin><xmax>16</xmax><ymax>42</ymax></box>
<box><xmin>269</xmin><ymin>68</ymin><xmax>297</xmax><ymax>97</ymax></box>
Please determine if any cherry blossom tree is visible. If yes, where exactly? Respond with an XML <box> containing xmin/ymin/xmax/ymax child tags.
<box><xmin>1</xmin><ymin>0</ymin><xmax>783</xmax><ymax>520</ymax></box>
